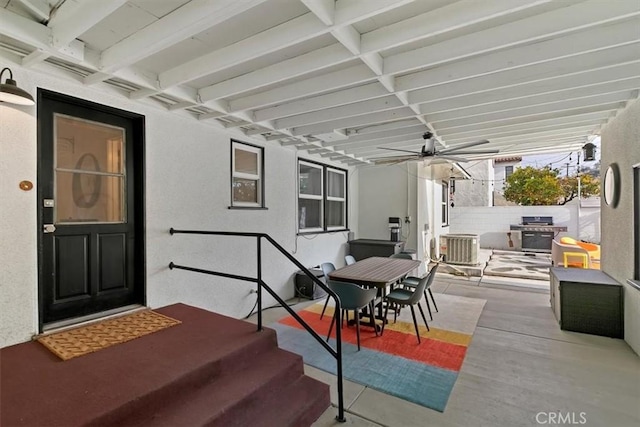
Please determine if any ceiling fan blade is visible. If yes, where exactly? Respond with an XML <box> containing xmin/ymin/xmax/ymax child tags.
<box><xmin>438</xmin><ymin>139</ymin><xmax>490</xmax><ymax>154</ymax></box>
<box><xmin>443</xmin><ymin>148</ymin><xmax>500</xmax><ymax>155</ymax></box>
<box><xmin>434</xmin><ymin>154</ymin><xmax>469</xmax><ymax>162</ymax></box>
<box><xmin>372</xmin><ymin>155</ymin><xmax>420</xmax><ymax>165</ymax></box>
<box><xmin>377</xmin><ymin>147</ymin><xmax>422</xmax><ymax>155</ymax></box>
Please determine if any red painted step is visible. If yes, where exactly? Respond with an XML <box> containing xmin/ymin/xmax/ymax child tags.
<box><xmin>1</xmin><ymin>304</ymin><xmax>330</xmax><ymax>426</ymax></box>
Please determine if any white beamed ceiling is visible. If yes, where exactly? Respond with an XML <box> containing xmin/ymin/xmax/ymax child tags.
<box><xmin>2</xmin><ymin>0</ymin><xmax>639</xmax><ymax>165</ymax></box>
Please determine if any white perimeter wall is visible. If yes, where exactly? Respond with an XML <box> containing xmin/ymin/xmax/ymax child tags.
<box><xmin>0</xmin><ymin>60</ymin><xmax>356</xmax><ymax>348</ymax></box>
<box><xmin>600</xmin><ymin>98</ymin><xmax>640</xmax><ymax>355</ymax></box>
<box><xmin>448</xmin><ymin>205</ymin><xmax>598</xmax><ymax>250</ymax></box>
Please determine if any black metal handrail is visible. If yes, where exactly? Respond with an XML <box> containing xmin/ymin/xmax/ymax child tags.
<box><xmin>169</xmin><ymin>228</ymin><xmax>346</xmax><ymax>423</ymax></box>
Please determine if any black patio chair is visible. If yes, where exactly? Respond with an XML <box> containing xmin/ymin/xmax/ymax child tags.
<box><xmin>318</xmin><ymin>262</ymin><xmax>336</xmax><ymax>320</ymax></box>
<box><xmin>400</xmin><ymin>263</ymin><xmax>439</xmax><ymax>320</ymax></box>
<box><xmin>325</xmin><ymin>280</ymin><xmax>378</xmax><ymax>351</ymax></box>
<box><xmin>381</xmin><ymin>266</ymin><xmax>437</xmax><ymax>344</ymax></box>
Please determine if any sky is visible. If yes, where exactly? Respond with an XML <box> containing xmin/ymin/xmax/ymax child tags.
<box><xmin>519</xmin><ymin>136</ymin><xmax>601</xmax><ymax>176</ymax></box>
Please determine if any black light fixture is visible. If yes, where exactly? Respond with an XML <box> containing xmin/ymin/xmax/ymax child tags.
<box><xmin>582</xmin><ymin>142</ymin><xmax>596</xmax><ymax>161</ymax></box>
<box><xmin>422</xmin><ymin>131</ymin><xmax>435</xmax><ymax>154</ymax></box>
<box><xmin>0</xmin><ymin>67</ymin><xmax>35</xmax><ymax>106</ymax></box>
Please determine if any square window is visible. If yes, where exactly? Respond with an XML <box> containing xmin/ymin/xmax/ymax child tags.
<box><xmin>231</xmin><ymin>141</ymin><xmax>264</xmax><ymax>208</ymax></box>
<box><xmin>298</xmin><ymin>160</ymin><xmax>347</xmax><ymax>233</ymax></box>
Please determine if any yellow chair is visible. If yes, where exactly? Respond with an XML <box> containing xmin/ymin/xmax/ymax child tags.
<box><xmin>563</xmin><ymin>252</ymin><xmax>589</xmax><ymax>269</ymax></box>
<box><xmin>551</xmin><ymin>240</ymin><xmax>600</xmax><ymax>270</ymax></box>
<box><xmin>560</xmin><ymin>237</ymin><xmax>600</xmax><ymax>260</ymax></box>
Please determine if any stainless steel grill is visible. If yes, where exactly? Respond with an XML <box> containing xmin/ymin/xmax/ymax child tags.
<box><xmin>510</xmin><ymin>216</ymin><xmax>567</xmax><ymax>252</ymax></box>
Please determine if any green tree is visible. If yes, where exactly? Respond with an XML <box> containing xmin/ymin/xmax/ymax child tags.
<box><xmin>504</xmin><ymin>166</ymin><xmax>563</xmax><ymax>205</ymax></box>
<box><xmin>503</xmin><ymin>166</ymin><xmax>600</xmax><ymax>205</ymax></box>
<box><xmin>557</xmin><ymin>174</ymin><xmax>600</xmax><ymax>205</ymax></box>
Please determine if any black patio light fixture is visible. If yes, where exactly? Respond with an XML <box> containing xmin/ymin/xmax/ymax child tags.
<box><xmin>582</xmin><ymin>142</ymin><xmax>596</xmax><ymax>161</ymax></box>
<box><xmin>0</xmin><ymin>67</ymin><xmax>35</xmax><ymax>106</ymax></box>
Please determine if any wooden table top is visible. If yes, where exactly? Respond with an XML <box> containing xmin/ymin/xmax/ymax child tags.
<box><xmin>329</xmin><ymin>256</ymin><xmax>421</xmax><ymax>288</ymax></box>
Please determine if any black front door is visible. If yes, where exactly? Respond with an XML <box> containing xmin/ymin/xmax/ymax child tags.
<box><xmin>38</xmin><ymin>90</ymin><xmax>145</xmax><ymax>326</ymax></box>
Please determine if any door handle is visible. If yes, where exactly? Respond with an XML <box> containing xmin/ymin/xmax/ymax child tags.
<box><xmin>43</xmin><ymin>224</ymin><xmax>56</xmax><ymax>233</ymax></box>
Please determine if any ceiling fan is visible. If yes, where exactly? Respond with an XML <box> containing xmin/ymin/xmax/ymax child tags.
<box><xmin>371</xmin><ymin>132</ymin><xmax>499</xmax><ymax>165</ymax></box>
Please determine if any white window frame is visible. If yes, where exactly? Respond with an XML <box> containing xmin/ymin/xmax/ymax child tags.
<box><xmin>505</xmin><ymin>165</ymin><xmax>514</xmax><ymax>180</ymax></box>
<box><xmin>326</xmin><ymin>167</ymin><xmax>347</xmax><ymax>231</ymax></box>
<box><xmin>441</xmin><ymin>180</ymin><xmax>449</xmax><ymax>226</ymax></box>
<box><xmin>231</xmin><ymin>141</ymin><xmax>263</xmax><ymax>208</ymax></box>
<box><xmin>298</xmin><ymin>160</ymin><xmax>324</xmax><ymax>232</ymax></box>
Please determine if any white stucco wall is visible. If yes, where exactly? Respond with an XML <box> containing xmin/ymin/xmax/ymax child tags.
<box><xmin>453</xmin><ymin>160</ymin><xmax>493</xmax><ymax>207</ymax></box>
<box><xmin>493</xmin><ymin>159</ymin><xmax>520</xmax><ymax>194</ymax></box>
<box><xmin>0</xmin><ymin>60</ymin><xmax>356</xmax><ymax>348</ymax></box>
<box><xmin>600</xmin><ymin>98</ymin><xmax>640</xmax><ymax>355</ymax></box>
<box><xmin>0</xmin><ymin>82</ymin><xmax>39</xmax><ymax>348</ymax></box>
<box><xmin>356</xmin><ymin>162</ymin><xmax>453</xmax><ymax>275</ymax></box>
<box><xmin>356</xmin><ymin>163</ymin><xmax>418</xmax><ymax>251</ymax></box>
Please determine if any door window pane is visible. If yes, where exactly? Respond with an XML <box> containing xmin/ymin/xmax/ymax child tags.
<box><xmin>56</xmin><ymin>172</ymin><xmax>124</xmax><ymax>223</ymax></box>
<box><xmin>54</xmin><ymin>114</ymin><xmax>125</xmax><ymax>223</ymax></box>
<box><xmin>56</xmin><ymin>115</ymin><xmax>124</xmax><ymax>173</ymax></box>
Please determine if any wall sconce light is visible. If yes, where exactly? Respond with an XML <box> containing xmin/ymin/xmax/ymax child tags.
<box><xmin>582</xmin><ymin>142</ymin><xmax>596</xmax><ymax>161</ymax></box>
<box><xmin>0</xmin><ymin>67</ymin><xmax>35</xmax><ymax>106</ymax></box>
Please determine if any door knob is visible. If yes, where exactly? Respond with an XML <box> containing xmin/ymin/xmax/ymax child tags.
<box><xmin>43</xmin><ymin>224</ymin><xmax>56</xmax><ymax>233</ymax></box>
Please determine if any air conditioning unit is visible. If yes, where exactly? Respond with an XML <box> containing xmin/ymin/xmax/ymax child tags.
<box><xmin>439</xmin><ymin>234</ymin><xmax>480</xmax><ymax>265</ymax></box>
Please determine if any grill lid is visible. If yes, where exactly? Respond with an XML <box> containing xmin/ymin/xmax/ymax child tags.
<box><xmin>521</xmin><ymin>216</ymin><xmax>553</xmax><ymax>225</ymax></box>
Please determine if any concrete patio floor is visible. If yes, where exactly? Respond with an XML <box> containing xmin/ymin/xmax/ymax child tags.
<box><xmin>252</xmin><ymin>273</ymin><xmax>640</xmax><ymax>427</ymax></box>
<box><xmin>437</xmin><ymin>248</ymin><xmax>553</xmax><ymax>285</ymax></box>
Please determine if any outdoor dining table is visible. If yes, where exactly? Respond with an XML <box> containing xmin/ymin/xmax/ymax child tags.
<box><xmin>329</xmin><ymin>256</ymin><xmax>421</xmax><ymax>328</ymax></box>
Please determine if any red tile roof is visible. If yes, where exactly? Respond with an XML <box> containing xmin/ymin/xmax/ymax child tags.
<box><xmin>494</xmin><ymin>156</ymin><xmax>522</xmax><ymax>163</ymax></box>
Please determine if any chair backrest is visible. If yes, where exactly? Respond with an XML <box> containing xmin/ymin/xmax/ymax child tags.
<box><xmin>390</xmin><ymin>253</ymin><xmax>412</xmax><ymax>259</ymax></box>
<box><xmin>407</xmin><ymin>263</ymin><xmax>439</xmax><ymax>304</ymax></box>
<box><xmin>345</xmin><ymin>255</ymin><xmax>356</xmax><ymax>265</ymax></box>
<box><xmin>320</xmin><ymin>262</ymin><xmax>336</xmax><ymax>279</ymax></box>
<box><xmin>551</xmin><ymin>240</ymin><xmax>590</xmax><ymax>267</ymax></box>
<box><xmin>327</xmin><ymin>280</ymin><xmax>377</xmax><ymax>310</ymax></box>
<box><xmin>424</xmin><ymin>263</ymin><xmax>439</xmax><ymax>289</ymax></box>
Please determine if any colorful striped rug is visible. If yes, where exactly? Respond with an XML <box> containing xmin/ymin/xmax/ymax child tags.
<box><xmin>271</xmin><ymin>293</ymin><xmax>486</xmax><ymax>412</ymax></box>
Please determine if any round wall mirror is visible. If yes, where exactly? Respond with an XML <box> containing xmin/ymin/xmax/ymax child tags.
<box><xmin>603</xmin><ymin>163</ymin><xmax>620</xmax><ymax>207</ymax></box>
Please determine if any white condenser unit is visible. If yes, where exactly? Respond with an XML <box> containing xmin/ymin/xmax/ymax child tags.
<box><xmin>439</xmin><ymin>234</ymin><xmax>480</xmax><ymax>265</ymax></box>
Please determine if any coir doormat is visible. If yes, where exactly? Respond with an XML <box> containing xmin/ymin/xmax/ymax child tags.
<box><xmin>38</xmin><ymin>310</ymin><xmax>181</xmax><ymax>361</ymax></box>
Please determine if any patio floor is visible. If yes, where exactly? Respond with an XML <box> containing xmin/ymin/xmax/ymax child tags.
<box><xmin>438</xmin><ymin>248</ymin><xmax>553</xmax><ymax>286</ymax></box>
<box><xmin>483</xmin><ymin>250</ymin><xmax>552</xmax><ymax>281</ymax></box>
<box><xmin>253</xmin><ymin>273</ymin><xmax>640</xmax><ymax>427</ymax></box>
